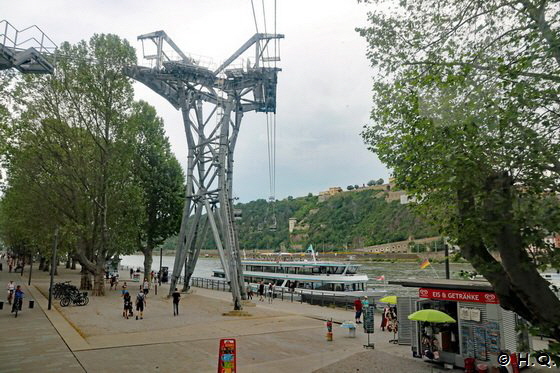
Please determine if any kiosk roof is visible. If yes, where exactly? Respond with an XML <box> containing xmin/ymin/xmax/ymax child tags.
<box><xmin>389</xmin><ymin>278</ymin><xmax>494</xmax><ymax>292</ymax></box>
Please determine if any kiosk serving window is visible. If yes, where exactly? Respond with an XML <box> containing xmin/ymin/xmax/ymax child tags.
<box><xmin>417</xmin><ymin>300</ymin><xmax>460</xmax><ymax>356</ymax></box>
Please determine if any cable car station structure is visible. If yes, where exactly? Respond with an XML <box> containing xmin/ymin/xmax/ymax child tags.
<box><xmin>126</xmin><ymin>31</ymin><xmax>283</xmax><ymax>309</ymax></box>
<box><xmin>0</xmin><ymin>20</ymin><xmax>55</xmax><ymax>74</ymax></box>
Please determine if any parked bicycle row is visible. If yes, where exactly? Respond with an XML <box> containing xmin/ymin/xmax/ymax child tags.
<box><xmin>50</xmin><ymin>281</ymin><xmax>89</xmax><ymax>307</ymax></box>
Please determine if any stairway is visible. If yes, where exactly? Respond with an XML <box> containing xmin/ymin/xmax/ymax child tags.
<box><xmin>0</xmin><ymin>20</ymin><xmax>55</xmax><ymax>74</ymax></box>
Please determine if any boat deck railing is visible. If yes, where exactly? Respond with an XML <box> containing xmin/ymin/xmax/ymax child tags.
<box><xmin>189</xmin><ymin>276</ymin><xmax>385</xmax><ymax>310</ymax></box>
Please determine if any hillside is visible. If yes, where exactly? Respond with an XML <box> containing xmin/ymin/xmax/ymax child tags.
<box><xmin>158</xmin><ymin>189</ymin><xmax>438</xmax><ymax>251</ymax></box>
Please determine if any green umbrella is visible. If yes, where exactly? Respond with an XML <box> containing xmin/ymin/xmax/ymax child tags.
<box><xmin>407</xmin><ymin>309</ymin><xmax>456</xmax><ymax>323</ymax></box>
<box><xmin>379</xmin><ymin>295</ymin><xmax>398</xmax><ymax>304</ymax></box>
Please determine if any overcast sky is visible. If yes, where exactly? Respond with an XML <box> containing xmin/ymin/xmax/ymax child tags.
<box><xmin>3</xmin><ymin>0</ymin><xmax>390</xmax><ymax>202</ymax></box>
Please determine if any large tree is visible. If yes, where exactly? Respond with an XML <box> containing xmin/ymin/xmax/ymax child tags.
<box><xmin>359</xmin><ymin>0</ymin><xmax>560</xmax><ymax>354</ymax></box>
<box><xmin>127</xmin><ymin>100</ymin><xmax>184</xmax><ymax>279</ymax></box>
<box><xmin>0</xmin><ymin>34</ymin><xmax>144</xmax><ymax>295</ymax></box>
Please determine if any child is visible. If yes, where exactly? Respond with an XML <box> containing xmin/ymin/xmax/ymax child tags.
<box><xmin>123</xmin><ymin>291</ymin><xmax>132</xmax><ymax>319</ymax></box>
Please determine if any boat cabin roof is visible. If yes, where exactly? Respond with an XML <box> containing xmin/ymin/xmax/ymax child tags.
<box><xmin>242</xmin><ymin>260</ymin><xmax>360</xmax><ymax>268</ymax></box>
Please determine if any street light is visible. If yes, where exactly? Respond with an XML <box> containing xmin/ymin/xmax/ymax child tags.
<box><xmin>48</xmin><ymin>227</ymin><xmax>59</xmax><ymax>310</ymax></box>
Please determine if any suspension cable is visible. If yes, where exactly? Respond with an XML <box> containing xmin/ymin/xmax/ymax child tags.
<box><xmin>250</xmin><ymin>0</ymin><xmax>260</xmax><ymax>34</ymax></box>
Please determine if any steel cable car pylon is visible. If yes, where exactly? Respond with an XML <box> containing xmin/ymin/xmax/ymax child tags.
<box><xmin>126</xmin><ymin>31</ymin><xmax>283</xmax><ymax>310</ymax></box>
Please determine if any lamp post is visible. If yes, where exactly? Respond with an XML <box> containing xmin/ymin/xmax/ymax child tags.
<box><xmin>48</xmin><ymin>227</ymin><xmax>59</xmax><ymax>310</ymax></box>
<box><xmin>28</xmin><ymin>254</ymin><xmax>33</xmax><ymax>286</ymax></box>
<box><xmin>444</xmin><ymin>243</ymin><xmax>450</xmax><ymax>280</ymax></box>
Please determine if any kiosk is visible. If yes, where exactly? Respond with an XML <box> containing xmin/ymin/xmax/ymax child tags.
<box><xmin>391</xmin><ymin>279</ymin><xmax>532</xmax><ymax>369</ymax></box>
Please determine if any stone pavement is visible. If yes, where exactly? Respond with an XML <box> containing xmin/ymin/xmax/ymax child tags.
<box><xmin>0</xmin><ymin>265</ymin><xmax>84</xmax><ymax>372</ymax></box>
<box><xmin>0</xmin><ymin>260</ymin><xmax>553</xmax><ymax>372</ymax></box>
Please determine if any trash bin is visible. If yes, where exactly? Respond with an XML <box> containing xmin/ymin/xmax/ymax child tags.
<box><xmin>0</xmin><ymin>301</ymin><xmax>3</xmax><ymax>310</ymax></box>
<box><xmin>476</xmin><ymin>363</ymin><xmax>488</xmax><ymax>373</ymax></box>
<box><xmin>29</xmin><ymin>300</ymin><xmax>34</xmax><ymax>309</ymax></box>
<box><xmin>0</xmin><ymin>262</ymin><xmax>3</xmax><ymax>271</ymax></box>
<box><xmin>464</xmin><ymin>357</ymin><xmax>476</xmax><ymax>373</ymax></box>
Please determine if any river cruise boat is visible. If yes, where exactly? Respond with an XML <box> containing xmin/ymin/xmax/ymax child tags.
<box><xmin>212</xmin><ymin>257</ymin><xmax>387</xmax><ymax>299</ymax></box>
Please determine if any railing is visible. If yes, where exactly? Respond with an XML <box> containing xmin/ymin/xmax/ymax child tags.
<box><xmin>189</xmin><ymin>276</ymin><xmax>380</xmax><ymax>310</ymax></box>
<box><xmin>0</xmin><ymin>20</ymin><xmax>56</xmax><ymax>55</ymax></box>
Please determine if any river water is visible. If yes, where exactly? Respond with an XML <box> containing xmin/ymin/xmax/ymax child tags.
<box><xmin>120</xmin><ymin>255</ymin><xmax>474</xmax><ymax>296</ymax></box>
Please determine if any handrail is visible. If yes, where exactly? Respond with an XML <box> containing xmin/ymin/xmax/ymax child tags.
<box><xmin>0</xmin><ymin>19</ymin><xmax>56</xmax><ymax>54</ymax></box>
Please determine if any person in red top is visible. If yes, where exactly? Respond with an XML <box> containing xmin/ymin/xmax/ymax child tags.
<box><xmin>354</xmin><ymin>298</ymin><xmax>363</xmax><ymax>324</ymax></box>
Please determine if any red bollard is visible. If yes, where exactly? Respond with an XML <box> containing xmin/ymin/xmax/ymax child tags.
<box><xmin>464</xmin><ymin>357</ymin><xmax>475</xmax><ymax>373</ymax></box>
<box><xmin>510</xmin><ymin>353</ymin><xmax>520</xmax><ymax>373</ymax></box>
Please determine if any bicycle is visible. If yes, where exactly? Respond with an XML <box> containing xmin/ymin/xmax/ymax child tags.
<box><xmin>60</xmin><ymin>291</ymin><xmax>89</xmax><ymax>307</ymax></box>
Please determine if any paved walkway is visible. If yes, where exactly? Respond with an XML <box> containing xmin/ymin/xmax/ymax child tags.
<box><xmin>0</xmin><ymin>265</ymin><xmax>84</xmax><ymax>372</ymax></box>
<box><xmin>0</xmin><ymin>260</ymin><xmax>553</xmax><ymax>372</ymax></box>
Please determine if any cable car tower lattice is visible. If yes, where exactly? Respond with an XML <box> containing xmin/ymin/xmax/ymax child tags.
<box><xmin>126</xmin><ymin>30</ymin><xmax>283</xmax><ymax>310</ymax></box>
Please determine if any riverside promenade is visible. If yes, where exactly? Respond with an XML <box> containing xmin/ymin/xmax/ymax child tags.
<box><xmin>0</xmin><ymin>260</ymin><xmax>547</xmax><ymax>373</ymax></box>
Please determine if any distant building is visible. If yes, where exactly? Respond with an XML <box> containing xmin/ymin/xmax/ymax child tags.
<box><xmin>357</xmin><ymin>236</ymin><xmax>440</xmax><ymax>254</ymax></box>
<box><xmin>318</xmin><ymin>186</ymin><xmax>343</xmax><ymax>202</ymax></box>
<box><xmin>288</xmin><ymin>218</ymin><xmax>298</xmax><ymax>233</ymax></box>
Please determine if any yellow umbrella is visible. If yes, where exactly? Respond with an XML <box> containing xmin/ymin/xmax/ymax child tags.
<box><xmin>408</xmin><ymin>309</ymin><xmax>456</xmax><ymax>323</ymax></box>
<box><xmin>379</xmin><ymin>295</ymin><xmax>398</xmax><ymax>304</ymax></box>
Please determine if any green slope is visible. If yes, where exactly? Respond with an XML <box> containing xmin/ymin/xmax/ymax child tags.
<box><xmin>233</xmin><ymin>189</ymin><xmax>437</xmax><ymax>250</ymax></box>
<box><xmin>158</xmin><ymin>189</ymin><xmax>438</xmax><ymax>251</ymax></box>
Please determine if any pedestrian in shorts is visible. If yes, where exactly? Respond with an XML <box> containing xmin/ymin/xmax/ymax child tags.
<box><xmin>142</xmin><ymin>279</ymin><xmax>149</xmax><ymax>296</ymax></box>
<box><xmin>135</xmin><ymin>290</ymin><xmax>146</xmax><ymax>320</ymax></box>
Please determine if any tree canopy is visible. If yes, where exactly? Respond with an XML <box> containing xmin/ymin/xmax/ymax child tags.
<box><xmin>0</xmin><ymin>34</ymin><xmax>182</xmax><ymax>295</ymax></box>
<box><xmin>359</xmin><ymin>0</ymin><xmax>560</xmax><ymax>354</ymax></box>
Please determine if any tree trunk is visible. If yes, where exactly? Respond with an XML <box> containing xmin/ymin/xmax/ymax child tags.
<box><xmin>80</xmin><ymin>267</ymin><xmax>92</xmax><ymax>290</ymax></box>
<box><xmin>483</xmin><ymin>173</ymin><xmax>560</xmax><ymax>342</ymax></box>
<box><xmin>71</xmin><ymin>257</ymin><xmax>76</xmax><ymax>270</ymax></box>
<box><xmin>43</xmin><ymin>259</ymin><xmax>50</xmax><ymax>272</ymax></box>
<box><xmin>38</xmin><ymin>257</ymin><xmax>46</xmax><ymax>271</ymax></box>
<box><xmin>457</xmin><ymin>176</ymin><xmax>560</xmax><ymax>347</ymax></box>
<box><xmin>143</xmin><ymin>247</ymin><xmax>153</xmax><ymax>282</ymax></box>
<box><xmin>93</xmin><ymin>269</ymin><xmax>105</xmax><ymax>296</ymax></box>
<box><xmin>66</xmin><ymin>257</ymin><xmax>71</xmax><ymax>269</ymax></box>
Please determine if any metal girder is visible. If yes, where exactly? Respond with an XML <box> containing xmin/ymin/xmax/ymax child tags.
<box><xmin>127</xmin><ymin>30</ymin><xmax>281</xmax><ymax>310</ymax></box>
<box><xmin>214</xmin><ymin>33</ymin><xmax>284</xmax><ymax>75</ymax></box>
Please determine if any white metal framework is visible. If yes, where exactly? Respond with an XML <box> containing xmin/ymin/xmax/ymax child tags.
<box><xmin>0</xmin><ymin>20</ymin><xmax>55</xmax><ymax>74</ymax></box>
<box><xmin>126</xmin><ymin>31</ymin><xmax>283</xmax><ymax>309</ymax></box>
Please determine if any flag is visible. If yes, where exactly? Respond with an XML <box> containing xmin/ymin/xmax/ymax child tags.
<box><xmin>376</xmin><ymin>275</ymin><xmax>385</xmax><ymax>281</ymax></box>
<box><xmin>419</xmin><ymin>259</ymin><xmax>430</xmax><ymax>269</ymax></box>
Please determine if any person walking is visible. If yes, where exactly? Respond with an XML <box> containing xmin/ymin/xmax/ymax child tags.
<box><xmin>142</xmin><ymin>278</ymin><xmax>150</xmax><ymax>297</ymax></box>
<box><xmin>121</xmin><ymin>282</ymin><xmax>128</xmax><ymax>296</ymax></box>
<box><xmin>267</xmin><ymin>282</ymin><xmax>274</xmax><ymax>303</ymax></box>
<box><xmin>381</xmin><ymin>306</ymin><xmax>389</xmax><ymax>331</ymax></box>
<box><xmin>246</xmin><ymin>285</ymin><xmax>253</xmax><ymax>300</ymax></box>
<box><xmin>6</xmin><ymin>280</ymin><xmax>15</xmax><ymax>305</ymax></box>
<box><xmin>130</xmin><ymin>268</ymin><xmax>133</xmax><ymax>279</ymax></box>
<box><xmin>354</xmin><ymin>297</ymin><xmax>363</xmax><ymax>324</ymax></box>
<box><xmin>123</xmin><ymin>291</ymin><xmax>132</xmax><ymax>319</ymax></box>
<box><xmin>135</xmin><ymin>290</ymin><xmax>146</xmax><ymax>320</ymax></box>
<box><xmin>172</xmin><ymin>288</ymin><xmax>181</xmax><ymax>316</ymax></box>
<box><xmin>258</xmin><ymin>281</ymin><xmax>265</xmax><ymax>302</ymax></box>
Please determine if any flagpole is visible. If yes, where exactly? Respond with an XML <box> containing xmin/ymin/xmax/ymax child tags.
<box><xmin>429</xmin><ymin>262</ymin><xmax>440</xmax><ymax>279</ymax></box>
